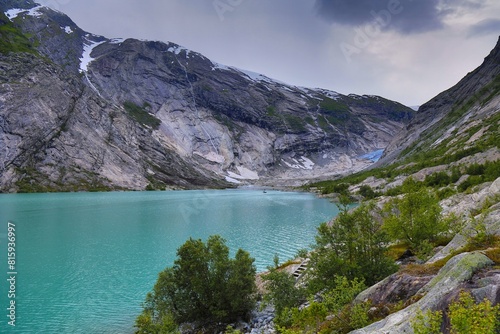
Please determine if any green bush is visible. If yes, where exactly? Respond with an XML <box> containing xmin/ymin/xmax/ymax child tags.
<box><xmin>382</xmin><ymin>178</ymin><xmax>451</xmax><ymax>257</ymax></box>
<box><xmin>309</xmin><ymin>200</ymin><xmax>397</xmax><ymax>292</ymax></box>
<box><xmin>322</xmin><ymin>276</ymin><xmax>366</xmax><ymax>313</ymax></box>
<box><xmin>136</xmin><ymin>236</ymin><xmax>257</xmax><ymax>332</ymax></box>
<box><xmin>411</xmin><ymin>292</ymin><xmax>500</xmax><ymax>334</ymax></box>
<box><xmin>263</xmin><ymin>269</ymin><xmax>306</xmax><ymax>317</ymax></box>
<box><xmin>466</xmin><ymin>163</ymin><xmax>486</xmax><ymax>176</ymax></box>
<box><xmin>458</xmin><ymin>160</ymin><xmax>500</xmax><ymax>192</ymax></box>
<box><xmin>449</xmin><ymin>291</ymin><xmax>499</xmax><ymax>334</ymax></box>
<box><xmin>437</xmin><ymin>186</ymin><xmax>456</xmax><ymax>200</ymax></box>
<box><xmin>275</xmin><ymin>276</ymin><xmax>367</xmax><ymax>334</ymax></box>
<box><xmin>425</xmin><ymin>171</ymin><xmax>451</xmax><ymax>188</ymax></box>
<box><xmin>358</xmin><ymin>185</ymin><xmax>378</xmax><ymax>199</ymax></box>
<box><xmin>135</xmin><ymin>310</ymin><xmax>179</xmax><ymax>334</ymax></box>
<box><xmin>275</xmin><ymin>302</ymin><xmax>328</xmax><ymax>333</ymax></box>
<box><xmin>411</xmin><ymin>309</ymin><xmax>443</xmax><ymax>334</ymax></box>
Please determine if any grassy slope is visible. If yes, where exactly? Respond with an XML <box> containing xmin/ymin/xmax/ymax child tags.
<box><xmin>0</xmin><ymin>12</ymin><xmax>37</xmax><ymax>54</ymax></box>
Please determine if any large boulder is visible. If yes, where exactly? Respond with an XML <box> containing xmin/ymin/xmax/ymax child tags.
<box><xmin>350</xmin><ymin>252</ymin><xmax>493</xmax><ymax>333</ymax></box>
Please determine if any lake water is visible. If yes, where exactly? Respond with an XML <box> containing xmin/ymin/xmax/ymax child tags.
<box><xmin>0</xmin><ymin>190</ymin><xmax>339</xmax><ymax>333</ymax></box>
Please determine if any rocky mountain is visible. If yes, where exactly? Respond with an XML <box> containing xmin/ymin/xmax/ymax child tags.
<box><xmin>0</xmin><ymin>0</ymin><xmax>414</xmax><ymax>192</ymax></box>
<box><xmin>379</xmin><ymin>35</ymin><xmax>500</xmax><ymax>167</ymax></box>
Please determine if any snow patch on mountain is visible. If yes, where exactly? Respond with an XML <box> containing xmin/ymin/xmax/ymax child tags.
<box><xmin>109</xmin><ymin>38</ymin><xmax>126</xmax><ymax>44</ymax></box>
<box><xmin>315</xmin><ymin>88</ymin><xmax>341</xmax><ymax>100</ymax></box>
<box><xmin>80</xmin><ymin>39</ymin><xmax>106</xmax><ymax>73</ymax></box>
<box><xmin>167</xmin><ymin>45</ymin><xmax>191</xmax><ymax>57</ymax></box>
<box><xmin>4</xmin><ymin>8</ymin><xmax>25</xmax><ymax>20</ymax></box>
<box><xmin>282</xmin><ymin>156</ymin><xmax>315</xmax><ymax>170</ymax></box>
<box><xmin>4</xmin><ymin>5</ymin><xmax>45</xmax><ymax>20</ymax></box>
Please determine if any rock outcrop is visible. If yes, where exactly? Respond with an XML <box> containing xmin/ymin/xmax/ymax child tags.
<box><xmin>352</xmin><ymin>252</ymin><xmax>494</xmax><ymax>334</ymax></box>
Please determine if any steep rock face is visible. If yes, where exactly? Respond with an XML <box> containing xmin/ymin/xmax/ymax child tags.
<box><xmin>0</xmin><ymin>52</ymin><xmax>225</xmax><ymax>191</ymax></box>
<box><xmin>0</xmin><ymin>0</ymin><xmax>414</xmax><ymax>191</ymax></box>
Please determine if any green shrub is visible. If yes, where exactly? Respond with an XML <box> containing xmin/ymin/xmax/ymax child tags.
<box><xmin>382</xmin><ymin>178</ymin><xmax>451</xmax><ymax>257</ymax></box>
<box><xmin>275</xmin><ymin>302</ymin><xmax>328</xmax><ymax>333</ymax></box>
<box><xmin>322</xmin><ymin>276</ymin><xmax>366</xmax><ymax>313</ymax></box>
<box><xmin>449</xmin><ymin>291</ymin><xmax>499</xmax><ymax>334</ymax></box>
<box><xmin>411</xmin><ymin>309</ymin><xmax>443</xmax><ymax>334</ymax></box>
<box><xmin>135</xmin><ymin>310</ymin><xmax>179</xmax><ymax>334</ymax></box>
<box><xmin>466</xmin><ymin>163</ymin><xmax>486</xmax><ymax>176</ymax></box>
<box><xmin>321</xmin><ymin>301</ymin><xmax>371</xmax><ymax>334</ymax></box>
<box><xmin>263</xmin><ymin>269</ymin><xmax>306</xmax><ymax>316</ymax></box>
<box><xmin>425</xmin><ymin>171</ymin><xmax>451</xmax><ymax>188</ymax></box>
<box><xmin>437</xmin><ymin>186</ymin><xmax>457</xmax><ymax>200</ymax></box>
<box><xmin>358</xmin><ymin>185</ymin><xmax>378</xmax><ymax>199</ymax></box>
<box><xmin>136</xmin><ymin>236</ymin><xmax>257</xmax><ymax>332</ymax></box>
<box><xmin>276</xmin><ymin>277</ymin><xmax>369</xmax><ymax>334</ymax></box>
<box><xmin>309</xmin><ymin>200</ymin><xmax>397</xmax><ymax>292</ymax></box>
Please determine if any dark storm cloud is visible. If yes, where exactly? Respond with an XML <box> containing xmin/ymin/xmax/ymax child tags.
<box><xmin>468</xmin><ymin>18</ymin><xmax>500</xmax><ymax>37</ymax></box>
<box><xmin>314</xmin><ymin>0</ymin><xmax>486</xmax><ymax>34</ymax></box>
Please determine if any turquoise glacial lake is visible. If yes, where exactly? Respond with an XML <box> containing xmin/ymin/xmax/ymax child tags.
<box><xmin>0</xmin><ymin>190</ymin><xmax>339</xmax><ymax>333</ymax></box>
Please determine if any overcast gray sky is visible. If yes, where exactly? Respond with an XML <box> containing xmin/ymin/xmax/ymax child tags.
<box><xmin>41</xmin><ymin>0</ymin><xmax>500</xmax><ymax>106</ymax></box>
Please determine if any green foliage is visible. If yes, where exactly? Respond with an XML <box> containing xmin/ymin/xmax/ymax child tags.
<box><xmin>224</xmin><ymin>325</ymin><xmax>242</xmax><ymax>334</ymax></box>
<box><xmin>466</xmin><ymin>163</ymin><xmax>486</xmax><ymax>176</ymax></box>
<box><xmin>274</xmin><ymin>276</ymin><xmax>367</xmax><ymax>334</ymax></box>
<box><xmin>322</xmin><ymin>276</ymin><xmax>366</xmax><ymax>313</ymax></box>
<box><xmin>296</xmin><ymin>248</ymin><xmax>309</xmax><ymax>259</ymax></box>
<box><xmin>275</xmin><ymin>302</ymin><xmax>328</xmax><ymax>333</ymax></box>
<box><xmin>0</xmin><ymin>13</ymin><xmax>37</xmax><ymax>54</ymax></box>
<box><xmin>411</xmin><ymin>309</ymin><xmax>443</xmax><ymax>334</ymax></box>
<box><xmin>382</xmin><ymin>178</ymin><xmax>450</xmax><ymax>256</ymax></box>
<box><xmin>358</xmin><ymin>185</ymin><xmax>378</xmax><ymax>199</ymax></box>
<box><xmin>263</xmin><ymin>269</ymin><xmax>306</xmax><ymax>316</ymax></box>
<box><xmin>424</xmin><ymin>171</ymin><xmax>451</xmax><ymax>188</ymax></box>
<box><xmin>137</xmin><ymin>236</ymin><xmax>257</xmax><ymax>332</ymax></box>
<box><xmin>309</xmin><ymin>200</ymin><xmax>397</xmax><ymax>292</ymax></box>
<box><xmin>449</xmin><ymin>291</ymin><xmax>499</xmax><ymax>334</ymax></box>
<box><xmin>348</xmin><ymin>302</ymin><xmax>371</xmax><ymax>330</ymax></box>
<box><xmin>320</xmin><ymin>301</ymin><xmax>372</xmax><ymax>334</ymax></box>
<box><xmin>320</xmin><ymin>97</ymin><xmax>351</xmax><ymax>114</ymax></box>
<box><xmin>411</xmin><ymin>292</ymin><xmax>500</xmax><ymax>334</ymax></box>
<box><xmin>124</xmin><ymin>101</ymin><xmax>161</xmax><ymax>129</ymax></box>
<box><xmin>135</xmin><ymin>309</ymin><xmax>179</xmax><ymax>334</ymax></box>
<box><xmin>437</xmin><ymin>187</ymin><xmax>457</xmax><ymax>200</ymax></box>
<box><xmin>459</xmin><ymin>160</ymin><xmax>500</xmax><ymax>192</ymax></box>
<box><xmin>318</xmin><ymin>97</ymin><xmax>365</xmax><ymax>133</ymax></box>
<box><xmin>320</xmin><ymin>182</ymin><xmax>350</xmax><ymax>195</ymax></box>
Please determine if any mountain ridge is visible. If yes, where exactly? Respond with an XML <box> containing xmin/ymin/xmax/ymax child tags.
<box><xmin>379</xmin><ymin>35</ymin><xmax>500</xmax><ymax>167</ymax></box>
<box><xmin>0</xmin><ymin>0</ymin><xmax>414</xmax><ymax>192</ymax></box>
